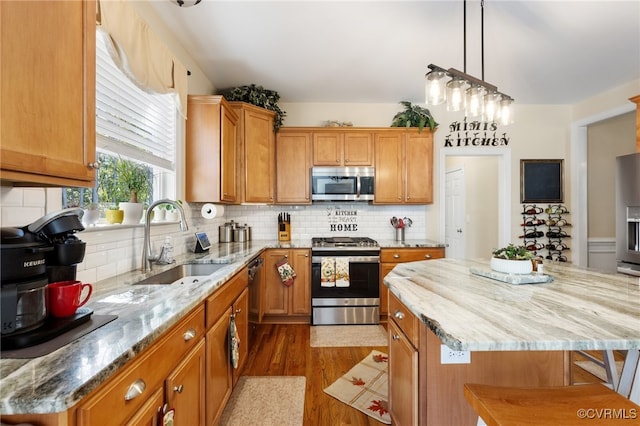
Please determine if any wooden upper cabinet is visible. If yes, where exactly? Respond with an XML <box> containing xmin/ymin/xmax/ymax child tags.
<box><xmin>0</xmin><ymin>0</ymin><xmax>97</xmax><ymax>187</ymax></box>
<box><xmin>312</xmin><ymin>131</ymin><xmax>373</xmax><ymax>166</ymax></box>
<box><xmin>185</xmin><ymin>95</ymin><xmax>238</xmax><ymax>203</ymax></box>
<box><xmin>630</xmin><ymin>94</ymin><xmax>640</xmax><ymax>151</ymax></box>
<box><xmin>230</xmin><ymin>102</ymin><xmax>276</xmax><ymax>204</ymax></box>
<box><xmin>374</xmin><ymin>129</ymin><xmax>434</xmax><ymax>204</ymax></box>
<box><xmin>275</xmin><ymin>130</ymin><xmax>312</xmax><ymax>204</ymax></box>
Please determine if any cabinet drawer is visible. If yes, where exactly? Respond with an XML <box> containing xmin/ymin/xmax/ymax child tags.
<box><xmin>388</xmin><ymin>291</ymin><xmax>419</xmax><ymax>348</ymax></box>
<box><xmin>381</xmin><ymin>248</ymin><xmax>444</xmax><ymax>263</ymax></box>
<box><xmin>206</xmin><ymin>267</ymin><xmax>248</xmax><ymax>328</ymax></box>
<box><xmin>77</xmin><ymin>304</ymin><xmax>205</xmax><ymax>426</ymax></box>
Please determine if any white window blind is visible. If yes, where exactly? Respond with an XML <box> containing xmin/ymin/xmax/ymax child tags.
<box><xmin>95</xmin><ymin>29</ymin><xmax>176</xmax><ymax>171</ymax></box>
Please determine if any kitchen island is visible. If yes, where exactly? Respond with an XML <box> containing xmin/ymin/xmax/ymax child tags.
<box><xmin>384</xmin><ymin>258</ymin><xmax>640</xmax><ymax>425</ymax></box>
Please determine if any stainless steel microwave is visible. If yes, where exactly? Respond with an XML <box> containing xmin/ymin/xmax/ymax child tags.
<box><xmin>311</xmin><ymin>167</ymin><xmax>374</xmax><ymax>201</ymax></box>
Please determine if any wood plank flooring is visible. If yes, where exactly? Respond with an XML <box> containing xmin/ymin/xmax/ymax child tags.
<box><xmin>242</xmin><ymin>323</ymin><xmax>388</xmax><ymax>426</ymax></box>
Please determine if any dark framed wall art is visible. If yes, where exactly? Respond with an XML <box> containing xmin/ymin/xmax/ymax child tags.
<box><xmin>520</xmin><ymin>159</ymin><xmax>564</xmax><ymax>203</ymax></box>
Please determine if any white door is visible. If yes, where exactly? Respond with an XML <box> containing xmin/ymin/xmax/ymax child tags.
<box><xmin>445</xmin><ymin>168</ymin><xmax>466</xmax><ymax>259</ymax></box>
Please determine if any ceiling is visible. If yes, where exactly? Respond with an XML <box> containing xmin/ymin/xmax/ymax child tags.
<box><xmin>148</xmin><ymin>0</ymin><xmax>640</xmax><ymax>105</ymax></box>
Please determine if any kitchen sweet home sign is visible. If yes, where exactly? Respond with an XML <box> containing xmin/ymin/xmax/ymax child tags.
<box><xmin>443</xmin><ymin>119</ymin><xmax>511</xmax><ymax>148</ymax></box>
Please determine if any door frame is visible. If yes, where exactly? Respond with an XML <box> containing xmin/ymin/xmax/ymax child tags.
<box><xmin>444</xmin><ymin>166</ymin><xmax>466</xmax><ymax>259</ymax></box>
<box><xmin>439</xmin><ymin>148</ymin><xmax>511</xmax><ymax>249</ymax></box>
<box><xmin>570</xmin><ymin>102</ymin><xmax>636</xmax><ymax>267</ymax></box>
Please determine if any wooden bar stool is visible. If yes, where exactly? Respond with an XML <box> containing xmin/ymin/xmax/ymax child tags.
<box><xmin>464</xmin><ymin>383</ymin><xmax>640</xmax><ymax>426</ymax></box>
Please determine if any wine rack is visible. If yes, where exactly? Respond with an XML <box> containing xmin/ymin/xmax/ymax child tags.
<box><xmin>521</xmin><ymin>204</ymin><xmax>571</xmax><ymax>262</ymax></box>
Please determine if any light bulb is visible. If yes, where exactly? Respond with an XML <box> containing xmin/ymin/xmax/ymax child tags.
<box><xmin>425</xmin><ymin>70</ymin><xmax>447</xmax><ymax>105</ymax></box>
<box><xmin>499</xmin><ymin>98</ymin><xmax>514</xmax><ymax>125</ymax></box>
<box><xmin>483</xmin><ymin>92</ymin><xmax>501</xmax><ymax>122</ymax></box>
<box><xmin>465</xmin><ymin>85</ymin><xmax>485</xmax><ymax>118</ymax></box>
<box><xmin>446</xmin><ymin>78</ymin><xmax>466</xmax><ymax>112</ymax></box>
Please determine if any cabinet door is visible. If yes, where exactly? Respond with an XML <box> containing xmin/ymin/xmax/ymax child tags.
<box><xmin>313</xmin><ymin>133</ymin><xmax>342</xmax><ymax>165</ymax></box>
<box><xmin>343</xmin><ymin>133</ymin><xmax>373</xmax><ymax>166</ymax></box>
<box><xmin>276</xmin><ymin>131</ymin><xmax>312</xmax><ymax>204</ymax></box>
<box><xmin>232</xmin><ymin>288</ymin><xmax>249</xmax><ymax>386</ymax></box>
<box><xmin>0</xmin><ymin>0</ymin><xmax>96</xmax><ymax>187</ymax></box>
<box><xmin>290</xmin><ymin>249</ymin><xmax>311</xmax><ymax>315</ymax></box>
<box><xmin>166</xmin><ymin>340</ymin><xmax>205</xmax><ymax>426</ymax></box>
<box><xmin>374</xmin><ymin>133</ymin><xmax>404</xmax><ymax>203</ymax></box>
<box><xmin>405</xmin><ymin>131</ymin><xmax>434</xmax><ymax>203</ymax></box>
<box><xmin>205</xmin><ymin>308</ymin><xmax>232</xmax><ymax>426</ymax></box>
<box><xmin>220</xmin><ymin>104</ymin><xmax>238</xmax><ymax>203</ymax></box>
<box><xmin>243</xmin><ymin>109</ymin><xmax>275</xmax><ymax>203</ymax></box>
<box><xmin>249</xmin><ymin>253</ymin><xmax>266</xmax><ymax>323</ymax></box>
<box><xmin>263</xmin><ymin>250</ymin><xmax>290</xmax><ymax>315</ymax></box>
<box><xmin>388</xmin><ymin>320</ymin><xmax>418</xmax><ymax>426</ymax></box>
<box><xmin>124</xmin><ymin>388</ymin><xmax>163</xmax><ymax>426</ymax></box>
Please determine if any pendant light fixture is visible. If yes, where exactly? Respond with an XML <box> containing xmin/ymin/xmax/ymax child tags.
<box><xmin>424</xmin><ymin>0</ymin><xmax>514</xmax><ymax>124</ymax></box>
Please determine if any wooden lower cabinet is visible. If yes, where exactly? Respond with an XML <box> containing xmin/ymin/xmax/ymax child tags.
<box><xmin>76</xmin><ymin>305</ymin><xmax>206</xmax><ymax>426</ymax></box>
<box><xmin>380</xmin><ymin>247</ymin><xmax>445</xmax><ymax>321</ymax></box>
<box><xmin>261</xmin><ymin>249</ymin><xmax>311</xmax><ymax>322</ymax></box>
<box><xmin>166</xmin><ymin>340</ymin><xmax>206</xmax><ymax>426</ymax></box>
<box><xmin>388</xmin><ymin>319</ymin><xmax>418</xmax><ymax>426</ymax></box>
<box><xmin>205</xmin><ymin>307</ymin><xmax>233</xmax><ymax>425</ymax></box>
<box><xmin>124</xmin><ymin>388</ymin><xmax>164</xmax><ymax>426</ymax></box>
<box><xmin>387</xmin><ymin>292</ymin><xmax>570</xmax><ymax>425</ymax></box>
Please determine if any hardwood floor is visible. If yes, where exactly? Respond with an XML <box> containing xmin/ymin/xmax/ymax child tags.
<box><xmin>242</xmin><ymin>323</ymin><xmax>389</xmax><ymax>426</ymax></box>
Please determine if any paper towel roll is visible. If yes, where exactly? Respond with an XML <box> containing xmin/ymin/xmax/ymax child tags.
<box><xmin>201</xmin><ymin>203</ymin><xmax>224</xmax><ymax>219</ymax></box>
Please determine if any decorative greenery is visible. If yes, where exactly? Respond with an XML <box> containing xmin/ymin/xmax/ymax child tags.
<box><xmin>492</xmin><ymin>243</ymin><xmax>535</xmax><ymax>260</ymax></box>
<box><xmin>96</xmin><ymin>153</ymin><xmax>152</xmax><ymax>207</ymax></box>
<box><xmin>391</xmin><ymin>101</ymin><xmax>438</xmax><ymax>132</ymax></box>
<box><xmin>221</xmin><ymin>84</ymin><xmax>286</xmax><ymax>132</ymax></box>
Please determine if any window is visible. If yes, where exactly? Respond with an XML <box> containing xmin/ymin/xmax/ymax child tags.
<box><xmin>64</xmin><ymin>30</ymin><xmax>177</xmax><ymax>214</ymax></box>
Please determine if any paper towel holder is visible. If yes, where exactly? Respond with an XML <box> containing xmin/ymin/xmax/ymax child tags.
<box><xmin>194</xmin><ymin>231</ymin><xmax>211</xmax><ymax>253</ymax></box>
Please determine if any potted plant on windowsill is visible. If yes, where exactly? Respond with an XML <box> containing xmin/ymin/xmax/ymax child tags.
<box><xmin>491</xmin><ymin>244</ymin><xmax>535</xmax><ymax>274</ymax></box>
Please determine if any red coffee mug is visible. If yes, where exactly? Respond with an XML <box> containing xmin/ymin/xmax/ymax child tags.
<box><xmin>47</xmin><ymin>280</ymin><xmax>93</xmax><ymax>318</ymax></box>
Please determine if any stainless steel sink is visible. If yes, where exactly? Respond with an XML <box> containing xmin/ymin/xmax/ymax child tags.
<box><xmin>135</xmin><ymin>263</ymin><xmax>227</xmax><ymax>285</ymax></box>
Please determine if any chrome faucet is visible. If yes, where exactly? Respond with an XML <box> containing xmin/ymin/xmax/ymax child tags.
<box><xmin>142</xmin><ymin>199</ymin><xmax>189</xmax><ymax>272</ymax></box>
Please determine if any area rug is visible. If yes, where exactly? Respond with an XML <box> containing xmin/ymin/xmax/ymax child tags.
<box><xmin>310</xmin><ymin>325</ymin><xmax>388</xmax><ymax>347</ymax></box>
<box><xmin>574</xmin><ymin>360</ymin><xmax>624</xmax><ymax>382</ymax></box>
<box><xmin>324</xmin><ymin>350</ymin><xmax>391</xmax><ymax>424</ymax></box>
<box><xmin>219</xmin><ymin>376</ymin><xmax>305</xmax><ymax>426</ymax></box>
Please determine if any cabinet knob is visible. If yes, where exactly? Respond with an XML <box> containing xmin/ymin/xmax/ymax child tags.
<box><xmin>424</xmin><ymin>254</ymin><xmax>432</xmax><ymax>259</ymax></box>
<box><xmin>183</xmin><ymin>328</ymin><xmax>196</xmax><ymax>341</ymax></box>
<box><xmin>124</xmin><ymin>379</ymin><xmax>146</xmax><ymax>401</ymax></box>
<box><xmin>392</xmin><ymin>334</ymin><xmax>401</xmax><ymax>341</ymax></box>
<box><xmin>235</xmin><ymin>308</ymin><xmax>242</xmax><ymax>314</ymax></box>
<box><xmin>173</xmin><ymin>384</ymin><xmax>184</xmax><ymax>394</ymax></box>
<box><xmin>87</xmin><ymin>161</ymin><xmax>101</xmax><ymax>169</ymax></box>
<box><xmin>394</xmin><ymin>310</ymin><xmax>405</xmax><ymax>320</ymax></box>
<box><xmin>393</xmin><ymin>254</ymin><xmax>400</xmax><ymax>259</ymax></box>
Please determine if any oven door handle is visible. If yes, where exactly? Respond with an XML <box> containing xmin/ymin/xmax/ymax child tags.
<box><xmin>356</xmin><ymin>174</ymin><xmax>361</xmax><ymax>198</ymax></box>
<box><xmin>312</xmin><ymin>256</ymin><xmax>380</xmax><ymax>264</ymax></box>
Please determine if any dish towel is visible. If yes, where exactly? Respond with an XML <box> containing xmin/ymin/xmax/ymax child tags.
<box><xmin>335</xmin><ymin>257</ymin><xmax>350</xmax><ymax>287</ymax></box>
<box><xmin>275</xmin><ymin>257</ymin><xmax>297</xmax><ymax>287</ymax></box>
<box><xmin>321</xmin><ymin>257</ymin><xmax>336</xmax><ymax>287</ymax></box>
<box><xmin>229</xmin><ymin>315</ymin><xmax>240</xmax><ymax>369</ymax></box>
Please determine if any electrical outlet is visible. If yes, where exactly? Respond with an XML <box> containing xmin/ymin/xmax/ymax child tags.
<box><xmin>440</xmin><ymin>344</ymin><xmax>471</xmax><ymax>364</ymax></box>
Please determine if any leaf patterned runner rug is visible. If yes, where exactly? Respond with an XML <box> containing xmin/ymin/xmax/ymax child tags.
<box><xmin>324</xmin><ymin>350</ymin><xmax>391</xmax><ymax>424</ymax></box>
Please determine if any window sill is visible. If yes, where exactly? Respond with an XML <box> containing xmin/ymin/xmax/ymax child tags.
<box><xmin>80</xmin><ymin>220</ymin><xmax>181</xmax><ymax>233</ymax></box>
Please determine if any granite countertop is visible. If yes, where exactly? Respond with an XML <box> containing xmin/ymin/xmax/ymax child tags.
<box><xmin>377</xmin><ymin>239</ymin><xmax>446</xmax><ymax>249</ymax></box>
<box><xmin>0</xmin><ymin>236</ymin><xmax>446</xmax><ymax>415</ymax></box>
<box><xmin>0</xmin><ymin>240</ymin><xmax>294</xmax><ymax>415</ymax></box>
<box><xmin>384</xmin><ymin>258</ymin><xmax>640</xmax><ymax>352</ymax></box>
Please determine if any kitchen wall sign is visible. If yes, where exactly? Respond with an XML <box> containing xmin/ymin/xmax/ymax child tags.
<box><xmin>444</xmin><ymin>119</ymin><xmax>510</xmax><ymax>148</ymax></box>
<box><xmin>326</xmin><ymin>206</ymin><xmax>359</xmax><ymax>232</ymax></box>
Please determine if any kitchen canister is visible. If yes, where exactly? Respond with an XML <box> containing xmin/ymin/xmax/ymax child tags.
<box><xmin>218</xmin><ymin>221</ymin><xmax>235</xmax><ymax>243</ymax></box>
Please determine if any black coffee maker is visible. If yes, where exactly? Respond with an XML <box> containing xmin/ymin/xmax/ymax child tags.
<box><xmin>1</xmin><ymin>208</ymin><xmax>86</xmax><ymax>338</ymax></box>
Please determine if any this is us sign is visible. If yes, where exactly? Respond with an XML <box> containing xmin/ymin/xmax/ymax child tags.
<box><xmin>443</xmin><ymin>119</ymin><xmax>511</xmax><ymax>148</ymax></box>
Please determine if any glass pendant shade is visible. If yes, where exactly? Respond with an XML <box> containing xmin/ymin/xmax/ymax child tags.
<box><xmin>446</xmin><ymin>78</ymin><xmax>466</xmax><ymax>112</ymax></box>
<box><xmin>425</xmin><ymin>70</ymin><xmax>447</xmax><ymax>105</ymax></box>
<box><xmin>483</xmin><ymin>92</ymin><xmax>501</xmax><ymax>122</ymax></box>
<box><xmin>499</xmin><ymin>98</ymin><xmax>514</xmax><ymax>125</ymax></box>
<box><xmin>465</xmin><ymin>85</ymin><xmax>485</xmax><ymax>118</ymax></box>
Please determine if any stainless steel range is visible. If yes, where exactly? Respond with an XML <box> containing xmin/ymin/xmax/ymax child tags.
<box><xmin>311</xmin><ymin>237</ymin><xmax>380</xmax><ymax>325</ymax></box>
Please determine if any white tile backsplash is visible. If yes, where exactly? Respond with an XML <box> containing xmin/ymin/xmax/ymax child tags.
<box><xmin>1</xmin><ymin>188</ymin><xmax>429</xmax><ymax>285</ymax></box>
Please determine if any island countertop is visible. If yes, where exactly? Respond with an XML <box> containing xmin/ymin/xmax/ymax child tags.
<box><xmin>384</xmin><ymin>258</ymin><xmax>640</xmax><ymax>352</ymax></box>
